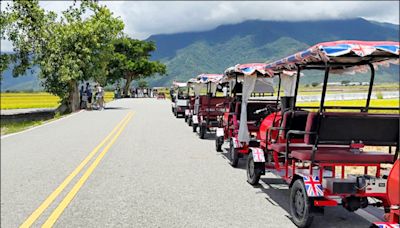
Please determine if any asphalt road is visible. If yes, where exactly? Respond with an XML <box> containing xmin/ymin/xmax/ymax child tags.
<box><xmin>1</xmin><ymin>98</ymin><xmax>383</xmax><ymax>227</ymax></box>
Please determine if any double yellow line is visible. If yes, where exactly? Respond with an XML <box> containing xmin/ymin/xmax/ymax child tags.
<box><xmin>20</xmin><ymin>112</ymin><xmax>134</xmax><ymax>228</ymax></box>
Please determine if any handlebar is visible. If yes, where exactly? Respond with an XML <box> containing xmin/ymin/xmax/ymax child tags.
<box><xmin>254</xmin><ymin>107</ymin><xmax>269</xmax><ymax>114</ymax></box>
<box><xmin>253</xmin><ymin>105</ymin><xmax>279</xmax><ymax>115</ymax></box>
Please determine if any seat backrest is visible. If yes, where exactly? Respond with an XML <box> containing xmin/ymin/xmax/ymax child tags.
<box><xmin>305</xmin><ymin>112</ymin><xmax>399</xmax><ymax>146</ymax></box>
<box><xmin>281</xmin><ymin>111</ymin><xmax>309</xmax><ymax>139</ymax></box>
<box><xmin>207</xmin><ymin>97</ymin><xmax>226</xmax><ymax>107</ymax></box>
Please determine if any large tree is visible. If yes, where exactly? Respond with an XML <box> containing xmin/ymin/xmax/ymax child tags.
<box><xmin>108</xmin><ymin>37</ymin><xmax>166</xmax><ymax>96</ymax></box>
<box><xmin>1</xmin><ymin>0</ymin><xmax>124</xmax><ymax>112</ymax></box>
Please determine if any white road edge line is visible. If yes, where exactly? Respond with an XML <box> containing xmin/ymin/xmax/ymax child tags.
<box><xmin>1</xmin><ymin>110</ymin><xmax>84</xmax><ymax>139</ymax></box>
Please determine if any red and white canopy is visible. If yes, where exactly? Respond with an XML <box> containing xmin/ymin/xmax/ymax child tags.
<box><xmin>224</xmin><ymin>63</ymin><xmax>274</xmax><ymax>78</ymax></box>
<box><xmin>194</xmin><ymin>73</ymin><xmax>224</xmax><ymax>84</ymax></box>
<box><xmin>264</xmin><ymin>40</ymin><xmax>399</xmax><ymax>74</ymax></box>
<box><xmin>172</xmin><ymin>81</ymin><xmax>187</xmax><ymax>88</ymax></box>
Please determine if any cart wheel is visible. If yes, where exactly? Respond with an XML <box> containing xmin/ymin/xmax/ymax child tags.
<box><xmin>246</xmin><ymin>152</ymin><xmax>263</xmax><ymax>185</ymax></box>
<box><xmin>290</xmin><ymin>179</ymin><xmax>314</xmax><ymax>228</ymax></box>
<box><xmin>192</xmin><ymin>124</ymin><xmax>197</xmax><ymax>132</ymax></box>
<box><xmin>215</xmin><ymin>136</ymin><xmax>223</xmax><ymax>152</ymax></box>
<box><xmin>229</xmin><ymin>139</ymin><xmax>239</xmax><ymax>167</ymax></box>
<box><xmin>199</xmin><ymin>125</ymin><xmax>206</xmax><ymax>139</ymax></box>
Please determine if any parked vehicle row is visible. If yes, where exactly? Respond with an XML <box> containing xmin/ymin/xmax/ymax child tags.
<box><xmin>170</xmin><ymin>40</ymin><xmax>400</xmax><ymax>228</ymax></box>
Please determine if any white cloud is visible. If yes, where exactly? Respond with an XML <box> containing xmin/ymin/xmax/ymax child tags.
<box><xmin>1</xmin><ymin>1</ymin><xmax>399</xmax><ymax>52</ymax></box>
<box><xmin>104</xmin><ymin>1</ymin><xmax>399</xmax><ymax>39</ymax></box>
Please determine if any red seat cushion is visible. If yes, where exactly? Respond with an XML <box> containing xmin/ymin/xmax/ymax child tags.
<box><xmin>270</xmin><ymin>143</ymin><xmax>312</xmax><ymax>152</ymax></box>
<box><xmin>270</xmin><ymin>143</ymin><xmax>349</xmax><ymax>152</ymax></box>
<box><xmin>291</xmin><ymin>149</ymin><xmax>394</xmax><ymax>163</ymax></box>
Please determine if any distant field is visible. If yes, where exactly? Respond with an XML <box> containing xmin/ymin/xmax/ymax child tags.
<box><xmin>297</xmin><ymin>99</ymin><xmax>399</xmax><ymax>114</ymax></box>
<box><xmin>297</xmin><ymin>99</ymin><xmax>399</xmax><ymax>107</ymax></box>
<box><xmin>0</xmin><ymin>92</ymin><xmax>114</xmax><ymax>109</ymax></box>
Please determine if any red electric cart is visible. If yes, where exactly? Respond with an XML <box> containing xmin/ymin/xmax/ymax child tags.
<box><xmin>244</xmin><ymin>40</ymin><xmax>399</xmax><ymax>227</ymax></box>
<box><xmin>185</xmin><ymin>78</ymin><xmax>198</xmax><ymax>126</ymax></box>
<box><xmin>216</xmin><ymin>63</ymin><xmax>281</xmax><ymax>165</ymax></box>
<box><xmin>191</xmin><ymin>74</ymin><xmax>228</xmax><ymax>139</ymax></box>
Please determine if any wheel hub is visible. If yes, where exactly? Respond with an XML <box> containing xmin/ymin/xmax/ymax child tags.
<box><xmin>248</xmin><ymin>159</ymin><xmax>255</xmax><ymax>177</ymax></box>
<box><xmin>295</xmin><ymin>190</ymin><xmax>305</xmax><ymax>216</ymax></box>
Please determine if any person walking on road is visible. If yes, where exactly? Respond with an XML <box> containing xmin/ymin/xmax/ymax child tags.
<box><xmin>85</xmin><ymin>83</ymin><xmax>92</xmax><ymax>109</ymax></box>
<box><xmin>79</xmin><ymin>85</ymin><xmax>84</xmax><ymax>109</ymax></box>
<box><xmin>96</xmin><ymin>83</ymin><xmax>105</xmax><ymax>110</ymax></box>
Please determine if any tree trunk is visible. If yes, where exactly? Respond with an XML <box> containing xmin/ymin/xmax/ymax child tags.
<box><xmin>123</xmin><ymin>75</ymin><xmax>133</xmax><ymax>97</ymax></box>
<box><xmin>68</xmin><ymin>80</ymin><xmax>80</xmax><ymax>112</ymax></box>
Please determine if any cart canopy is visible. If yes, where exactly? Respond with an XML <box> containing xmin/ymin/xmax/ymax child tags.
<box><xmin>224</xmin><ymin>63</ymin><xmax>277</xmax><ymax>143</ymax></box>
<box><xmin>264</xmin><ymin>40</ymin><xmax>399</xmax><ymax>73</ymax></box>
<box><xmin>196</xmin><ymin>74</ymin><xmax>224</xmax><ymax>84</ymax></box>
<box><xmin>172</xmin><ymin>81</ymin><xmax>187</xmax><ymax>88</ymax></box>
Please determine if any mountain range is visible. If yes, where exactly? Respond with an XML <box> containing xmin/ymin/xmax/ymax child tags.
<box><xmin>1</xmin><ymin>18</ymin><xmax>399</xmax><ymax>91</ymax></box>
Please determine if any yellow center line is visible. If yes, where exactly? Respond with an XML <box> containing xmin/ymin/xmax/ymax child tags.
<box><xmin>42</xmin><ymin>112</ymin><xmax>134</xmax><ymax>228</ymax></box>
<box><xmin>20</xmin><ymin>112</ymin><xmax>133</xmax><ymax>228</ymax></box>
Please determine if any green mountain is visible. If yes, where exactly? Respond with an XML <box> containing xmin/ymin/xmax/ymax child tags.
<box><xmin>1</xmin><ymin>18</ymin><xmax>399</xmax><ymax>91</ymax></box>
<box><xmin>146</xmin><ymin>18</ymin><xmax>399</xmax><ymax>86</ymax></box>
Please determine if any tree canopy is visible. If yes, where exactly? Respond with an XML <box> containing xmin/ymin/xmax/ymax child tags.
<box><xmin>1</xmin><ymin>0</ymin><xmax>124</xmax><ymax>112</ymax></box>
<box><xmin>1</xmin><ymin>1</ymin><xmax>167</xmax><ymax>110</ymax></box>
<box><xmin>108</xmin><ymin>37</ymin><xmax>166</xmax><ymax>96</ymax></box>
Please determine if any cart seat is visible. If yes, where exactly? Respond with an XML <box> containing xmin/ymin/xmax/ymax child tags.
<box><xmin>291</xmin><ymin>149</ymin><xmax>394</xmax><ymax>163</ymax></box>
<box><xmin>269</xmin><ymin>143</ymin><xmax>349</xmax><ymax>152</ymax></box>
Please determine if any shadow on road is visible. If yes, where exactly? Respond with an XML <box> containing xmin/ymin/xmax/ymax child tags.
<box><xmin>104</xmin><ymin>107</ymin><xmax>129</xmax><ymax>110</ymax></box>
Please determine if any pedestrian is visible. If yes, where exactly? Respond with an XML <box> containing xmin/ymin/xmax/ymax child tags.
<box><xmin>85</xmin><ymin>83</ymin><xmax>92</xmax><ymax>109</ymax></box>
<box><xmin>130</xmin><ymin>86</ymin><xmax>135</xmax><ymax>98</ymax></box>
<box><xmin>93</xmin><ymin>84</ymin><xmax>99</xmax><ymax>109</ymax></box>
<box><xmin>96</xmin><ymin>83</ymin><xmax>105</xmax><ymax>110</ymax></box>
<box><xmin>79</xmin><ymin>85</ymin><xmax>84</xmax><ymax>109</ymax></box>
<box><xmin>114</xmin><ymin>87</ymin><xmax>118</xmax><ymax>99</ymax></box>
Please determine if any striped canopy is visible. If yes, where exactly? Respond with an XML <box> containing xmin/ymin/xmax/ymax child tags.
<box><xmin>194</xmin><ymin>74</ymin><xmax>224</xmax><ymax>84</ymax></box>
<box><xmin>265</xmin><ymin>40</ymin><xmax>399</xmax><ymax>74</ymax></box>
<box><xmin>224</xmin><ymin>63</ymin><xmax>274</xmax><ymax>78</ymax></box>
<box><xmin>172</xmin><ymin>81</ymin><xmax>187</xmax><ymax>88</ymax></box>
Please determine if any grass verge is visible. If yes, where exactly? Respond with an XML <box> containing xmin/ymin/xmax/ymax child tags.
<box><xmin>1</xmin><ymin>112</ymin><xmax>65</xmax><ymax>135</ymax></box>
<box><xmin>1</xmin><ymin>120</ymin><xmax>45</xmax><ymax>135</ymax></box>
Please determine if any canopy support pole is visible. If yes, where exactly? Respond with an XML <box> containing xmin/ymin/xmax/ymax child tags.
<box><xmin>319</xmin><ymin>66</ymin><xmax>330</xmax><ymax>113</ymax></box>
<box><xmin>276</xmin><ymin>73</ymin><xmax>282</xmax><ymax>106</ymax></box>
<box><xmin>293</xmin><ymin>66</ymin><xmax>301</xmax><ymax>108</ymax></box>
<box><xmin>365</xmin><ymin>63</ymin><xmax>375</xmax><ymax>112</ymax></box>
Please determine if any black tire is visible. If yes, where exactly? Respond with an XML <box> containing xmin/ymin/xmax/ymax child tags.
<box><xmin>215</xmin><ymin>136</ymin><xmax>223</xmax><ymax>152</ymax></box>
<box><xmin>246</xmin><ymin>152</ymin><xmax>264</xmax><ymax>185</ymax></box>
<box><xmin>229</xmin><ymin>139</ymin><xmax>239</xmax><ymax>167</ymax></box>
<box><xmin>192</xmin><ymin>124</ymin><xmax>197</xmax><ymax>132</ymax></box>
<box><xmin>199</xmin><ymin>124</ymin><xmax>206</xmax><ymax>139</ymax></box>
<box><xmin>290</xmin><ymin>179</ymin><xmax>314</xmax><ymax>228</ymax></box>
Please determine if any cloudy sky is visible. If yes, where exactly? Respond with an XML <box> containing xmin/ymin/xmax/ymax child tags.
<box><xmin>1</xmin><ymin>1</ymin><xmax>399</xmax><ymax>51</ymax></box>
